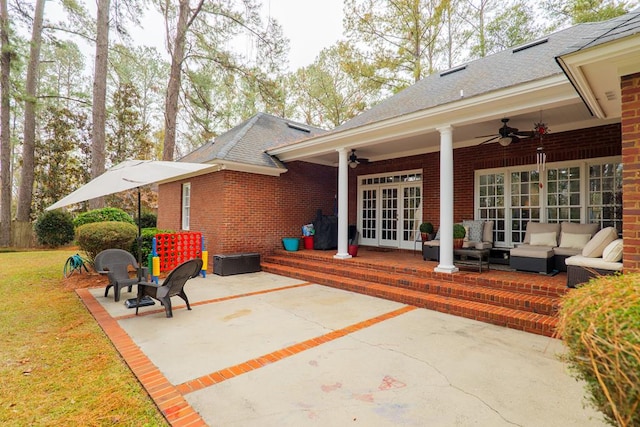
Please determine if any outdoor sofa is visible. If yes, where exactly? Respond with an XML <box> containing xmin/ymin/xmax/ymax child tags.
<box><xmin>423</xmin><ymin>220</ymin><xmax>494</xmax><ymax>261</ymax></box>
<box><xmin>509</xmin><ymin>222</ymin><xmax>600</xmax><ymax>274</ymax></box>
<box><xmin>564</xmin><ymin>228</ymin><xmax>623</xmax><ymax>287</ymax></box>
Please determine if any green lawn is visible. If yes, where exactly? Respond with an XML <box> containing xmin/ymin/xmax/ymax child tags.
<box><xmin>0</xmin><ymin>249</ymin><xmax>167</xmax><ymax>426</ymax></box>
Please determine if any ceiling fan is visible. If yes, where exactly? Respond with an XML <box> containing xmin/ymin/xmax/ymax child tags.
<box><xmin>349</xmin><ymin>149</ymin><xmax>369</xmax><ymax>168</ymax></box>
<box><xmin>477</xmin><ymin>118</ymin><xmax>535</xmax><ymax>146</ymax></box>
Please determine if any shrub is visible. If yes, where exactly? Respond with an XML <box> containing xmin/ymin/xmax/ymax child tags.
<box><xmin>73</xmin><ymin>207</ymin><xmax>135</xmax><ymax>228</ymax></box>
<box><xmin>137</xmin><ymin>212</ymin><xmax>157</xmax><ymax>229</ymax></box>
<box><xmin>34</xmin><ymin>210</ymin><xmax>75</xmax><ymax>248</ymax></box>
<box><xmin>130</xmin><ymin>227</ymin><xmax>173</xmax><ymax>267</ymax></box>
<box><xmin>75</xmin><ymin>221</ymin><xmax>138</xmax><ymax>260</ymax></box>
<box><xmin>453</xmin><ymin>223</ymin><xmax>466</xmax><ymax>239</ymax></box>
<box><xmin>556</xmin><ymin>273</ymin><xmax>640</xmax><ymax>427</ymax></box>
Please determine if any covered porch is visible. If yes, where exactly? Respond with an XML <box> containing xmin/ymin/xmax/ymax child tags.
<box><xmin>268</xmin><ymin>12</ymin><xmax>640</xmax><ymax>274</ymax></box>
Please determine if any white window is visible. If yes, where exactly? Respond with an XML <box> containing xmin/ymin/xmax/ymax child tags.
<box><xmin>476</xmin><ymin>156</ymin><xmax>622</xmax><ymax>247</ymax></box>
<box><xmin>588</xmin><ymin>161</ymin><xmax>623</xmax><ymax>234</ymax></box>
<box><xmin>182</xmin><ymin>183</ymin><xmax>191</xmax><ymax>230</ymax></box>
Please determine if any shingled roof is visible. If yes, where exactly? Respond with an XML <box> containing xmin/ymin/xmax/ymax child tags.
<box><xmin>179</xmin><ymin>112</ymin><xmax>327</xmax><ymax>169</ymax></box>
<box><xmin>331</xmin><ymin>15</ymin><xmax>639</xmax><ymax>133</ymax></box>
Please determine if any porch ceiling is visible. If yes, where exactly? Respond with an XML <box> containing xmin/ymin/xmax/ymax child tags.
<box><xmin>270</xmin><ymin>77</ymin><xmax>614</xmax><ymax>167</ymax></box>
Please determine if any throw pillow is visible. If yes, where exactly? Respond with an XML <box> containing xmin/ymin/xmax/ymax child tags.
<box><xmin>602</xmin><ymin>239</ymin><xmax>623</xmax><ymax>262</ymax></box>
<box><xmin>529</xmin><ymin>231</ymin><xmax>557</xmax><ymax>246</ymax></box>
<box><xmin>582</xmin><ymin>227</ymin><xmax>618</xmax><ymax>258</ymax></box>
<box><xmin>462</xmin><ymin>220</ymin><xmax>484</xmax><ymax>242</ymax></box>
<box><xmin>434</xmin><ymin>228</ymin><xmax>440</xmax><ymax>240</ymax></box>
<box><xmin>559</xmin><ymin>232</ymin><xmax>592</xmax><ymax>249</ymax></box>
<box><xmin>482</xmin><ymin>220</ymin><xmax>494</xmax><ymax>243</ymax></box>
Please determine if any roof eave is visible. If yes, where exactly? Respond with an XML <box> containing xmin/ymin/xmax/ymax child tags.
<box><xmin>268</xmin><ymin>75</ymin><xmax>577</xmax><ymax>162</ymax></box>
<box><xmin>557</xmin><ymin>34</ymin><xmax>640</xmax><ymax>119</ymax></box>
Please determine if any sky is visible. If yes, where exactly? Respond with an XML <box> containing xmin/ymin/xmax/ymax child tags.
<box><xmin>135</xmin><ymin>0</ymin><xmax>345</xmax><ymax>71</ymax></box>
<box><xmin>262</xmin><ymin>0</ymin><xmax>345</xmax><ymax>69</ymax></box>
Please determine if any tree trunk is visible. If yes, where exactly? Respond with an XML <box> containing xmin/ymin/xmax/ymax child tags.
<box><xmin>16</xmin><ymin>0</ymin><xmax>45</xmax><ymax>222</ymax></box>
<box><xmin>0</xmin><ymin>0</ymin><xmax>11</xmax><ymax>246</ymax></box>
<box><xmin>162</xmin><ymin>0</ymin><xmax>190</xmax><ymax>161</ymax></box>
<box><xmin>90</xmin><ymin>0</ymin><xmax>110</xmax><ymax>209</ymax></box>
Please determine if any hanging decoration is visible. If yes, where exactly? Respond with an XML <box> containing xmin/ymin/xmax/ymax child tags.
<box><xmin>536</xmin><ymin>146</ymin><xmax>546</xmax><ymax>173</ymax></box>
<box><xmin>533</xmin><ymin>116</ymin><xmax>549</xmax><ymax>173</ymax></box>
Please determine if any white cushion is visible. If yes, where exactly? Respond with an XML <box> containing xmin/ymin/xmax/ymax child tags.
<box><xmin>582</xmin><ymin>227</ymin><xmax>618</xmax><ymax>258</ymax></box>
<box><xmin>561</xmin><ymin>222</ymin><xmax>599</xmax><ymax>237</ymax></box>
<box><xmin>483</xmin><ymin>220</ymin><xmax>494</xmax><ymax>243</ymax></box>
<box><xmin>529</xmin><ymin>232</ymin><xmax>558</xmax><ymax>247</ymax></box>
<box><xmin>602</xmin><ymin>239</ymin><xmax>623</xmax><ymax>262</ymax></box>
<box><xmin>565</xmin><ymin>255</ymin><xmax>623</xmax><ymax>271</ymax></box>
<box><xmin>559</xmin><ymin>232</ymin><xmax>592</xmax><ymax>249</ymax></box>
<box><xmin>523</xmin><ymin>222</ymin><xmax>560</xmax><ymax>244</ymax></box>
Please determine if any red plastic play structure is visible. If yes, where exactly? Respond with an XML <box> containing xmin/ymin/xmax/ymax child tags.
<box><xmin>154</xmin><ymin>232</ymin><xmax>202</xmax><ymax>272</ymax></box>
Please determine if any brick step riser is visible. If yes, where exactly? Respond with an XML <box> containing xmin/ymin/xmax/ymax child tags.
<box><xmin>268</xmin><ymin>251</ymin><xmax>566</xmax><ymax>298</ymax></box>
<box><xmin>262</xmin><ymin>263</ymin><xmax>556</xmax><ymax>338</ymax></box>
<box><xmin>263</xmin><ymin>264</ymin><xmax>557</xmax><ymax>316</ymax></box>
<box><xmin>263</xmin><ymin>257</ymin><xmax>558</xmax><ymax>315</ymax></box>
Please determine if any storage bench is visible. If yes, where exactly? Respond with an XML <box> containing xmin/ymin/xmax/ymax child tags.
<box><xmin>214</xmin><ymin>253</ymin><xmax>261</xmax><ymax>276</ymax></box>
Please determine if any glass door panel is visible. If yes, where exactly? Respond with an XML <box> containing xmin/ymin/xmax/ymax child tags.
<box><xmin>380</xmin><ymin>186</ymin><xmax>399</xmax><ymax>246</ymax></box>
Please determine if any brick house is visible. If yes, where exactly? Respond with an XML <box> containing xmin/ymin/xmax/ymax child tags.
<box><xmin>158</xmin><ymin>11</ymin><xmax>640</xmax><ymax>273</ymax></box>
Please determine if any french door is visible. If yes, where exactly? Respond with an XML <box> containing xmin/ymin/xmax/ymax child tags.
<box><xmin>358</xmin><ymin>170</ymin><xmax>423</xmax><ymax>249</ymax></box>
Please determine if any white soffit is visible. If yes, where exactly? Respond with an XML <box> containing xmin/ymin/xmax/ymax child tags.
<box><xmin>557</xmin><ymin>34</ymin><xmax>640</xmax><ymax>119</ymax></box>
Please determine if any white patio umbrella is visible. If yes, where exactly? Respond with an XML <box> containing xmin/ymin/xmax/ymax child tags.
<box><xmin>46</xmin><ymin>159</ymin><xmax>218</xmax><ymax>279</ymax></box>
<box><xmin>46</xmin><ymin>159</ymin><xmax>216</xmax><ymax>212</ymax></box>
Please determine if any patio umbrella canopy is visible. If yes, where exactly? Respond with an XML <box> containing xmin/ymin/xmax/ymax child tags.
<box><xmin>46</xmin><ymin>160</ymin><xmax>216</xmax><ymax>211</ymax></box>
<box><xmin>46</xmin><ymin>160</ymin><xmax>217</xmax><ymax>280</ymax></box>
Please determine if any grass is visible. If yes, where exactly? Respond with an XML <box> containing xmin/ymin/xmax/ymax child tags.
<box><xmin>0</xmin><ymin>249</ymin><xmax>167</xmax><ymax>426</ymax></box>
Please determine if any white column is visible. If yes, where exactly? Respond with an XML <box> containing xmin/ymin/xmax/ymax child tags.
<box><xmin>334</xmin><ymin>147</ymin><xmax>352</xmax><ymax>259</ymax></box>
<box><xmin>435</xmin><ymin>125</ymin><xmax>458</xmax><ymax>274</ymax></box>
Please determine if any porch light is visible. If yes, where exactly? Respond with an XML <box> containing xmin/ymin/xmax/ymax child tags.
<box><xmin>498</xmin><ymin>136</ymin><xmax>513</xmax><ymax>146</ymax></box>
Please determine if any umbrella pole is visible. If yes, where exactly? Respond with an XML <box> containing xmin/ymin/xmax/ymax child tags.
<box><xmin>137</xmin><ymin>187</ymin><xmax>143</xmax><ymax>282</ymax></box>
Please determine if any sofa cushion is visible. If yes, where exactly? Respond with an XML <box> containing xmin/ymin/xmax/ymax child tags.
<box><xmin>483</xmin><ymin>220</ymin><xmax>494</xmax><ymax>243</ymax></box>
<box><xmin>529</xmin><ymin>231</ymin><xmax>558</xmax><ymax>247</ymax></box>
<box><xmin>462</xmin><ymin>220</ymin><xmax>484</xmax><ymax>243</ymax></box>
<box><xmin>561</xmin><ymin>222</ymin><xmax>599</xmax><ymax>237</ymax></box>
<box><xmin>559</xmin><ymin>232</ymin><xmax>592</xmax><ymax>249</ymax></box>
<box><xmin>582</xmin><ymin>227</ymin><xmax>618</xmax><ymax>258</ymax></box>
<box><xmin>602</xmin><ymin>239</ymin><xmax>623</xmax><ymax>262</ymax></box>
<box><xmin>565</xmin><ymin>254</ymin><xmax>623</xmax><ymax>271</ymax></box>
<box><xmin>510</xmin><ymin>245</ymin><xmax>554</xmax><ymax>259</ymax></box>
<box><xmin>523</xmin><ymin>222</ymin><xmax>561</xmax><ymax>245</ymax></box>
<box><xmin>553</xmin><ymin>246</ymin><xmax>582</xmax><ymax>257</ymax></box>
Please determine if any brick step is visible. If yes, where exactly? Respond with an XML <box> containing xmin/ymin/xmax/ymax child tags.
<box><xmin>261</xmin><ymin>262</ymin><xmax>557</xmax><ymax>337</ymax></box>
<box><xmin>270</xmin><ymin>249</ymin><xmax>568</xmax><ymax>298</ymax></box>
<box><xmin>264</xmin><ymin>254</ymin><xmax>559</xmax><ymax>316</ymax></box>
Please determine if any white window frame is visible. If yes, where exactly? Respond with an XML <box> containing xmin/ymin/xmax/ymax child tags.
<box><xmin>182</xmin><ymin>183</ymin><xmax>191</xmax><ymax>231</ymax></box>
<box><xmin>475</xmin><ymin>156</ymin><xmax>621</xmax><ymax>247</ymax></box>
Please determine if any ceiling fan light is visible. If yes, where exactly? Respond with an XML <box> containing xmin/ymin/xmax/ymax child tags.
<box><xmin>349</xmin><ymin>161</ymin><xmax>358</xmax><ymax>169</ymax></box>
<box><xmin>498</xmin><ymin>136</ymin><xmax>512</xmax><ymax>147</ymax></box>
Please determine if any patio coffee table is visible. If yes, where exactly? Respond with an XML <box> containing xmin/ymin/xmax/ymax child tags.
<box><xmin>454</xmin><ymin>248</ymin><xmax>490</xmax><ymax>273</ymax></box>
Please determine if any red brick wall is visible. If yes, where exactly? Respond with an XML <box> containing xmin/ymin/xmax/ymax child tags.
<box><xmin>621</xmin><ymin>73</ymin><xmax>640</xmax><ymax>272</ymax></box>
<box><xmin>158</xmin><ymin>161</ymin><xmax>336</xmax><ymax>259</ymax></box>
<box><xmin>348</xmin><ymin>124</ymin><xmax>621</xmax><ymax>229</ymax></box>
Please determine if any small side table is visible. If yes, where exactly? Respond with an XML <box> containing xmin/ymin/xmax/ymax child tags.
<box><xmin>453</xmin><ymin>248</ymin><xmax>490</xmax><ymax>273</ymax></box>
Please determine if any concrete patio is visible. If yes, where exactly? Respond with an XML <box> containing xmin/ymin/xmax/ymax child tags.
<box><xmin>78</xmin><ymin>271</ymin><xmax>607</xmax><ymax>426</ymax></box>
